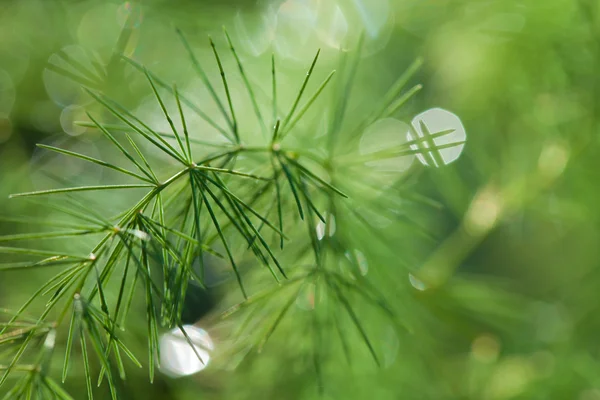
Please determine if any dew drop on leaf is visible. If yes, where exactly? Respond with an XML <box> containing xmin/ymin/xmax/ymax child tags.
<box><xmin>159</xmin><ymin>325</ymin><xmax>214</xmax><ymax>378</ymax></box>
<box><xmin>316</xmin><ymin>212</ymin><xmax>336</xmax><ymax>241</ymax></box>
<box><xmin>345</xmin><ymin>249</ymin><xmax>368</xmax><ymax>276</ymax></box>
<box><xmin>408</xmin><ymin>273</ymin><xmax>427</xmax><ymax>291</ymax></box>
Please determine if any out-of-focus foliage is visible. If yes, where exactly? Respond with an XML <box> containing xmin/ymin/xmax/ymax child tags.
<box><xmin>2</xmin><ymin>0</ymin><xmax>600</xmax><ymax>399</ymax></box>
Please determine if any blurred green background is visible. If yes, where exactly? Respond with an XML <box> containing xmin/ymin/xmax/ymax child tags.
<box><xmin>2</xmin><ymin>0</ymin><xmax>600</xmax><ymax>399</ymax></box>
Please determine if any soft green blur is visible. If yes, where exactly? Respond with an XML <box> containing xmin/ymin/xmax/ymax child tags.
<box><xmin>2</xmin><ymin>0</ymin><xmax>600</xmax><ymax>399</ymax></box>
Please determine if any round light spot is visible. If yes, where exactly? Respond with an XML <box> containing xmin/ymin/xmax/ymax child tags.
<box><xmin>407</xmin><ymin>108</ymin><xmax>466</xmax><ymax>167</ymax></box>
<box><xmin>0</xmin><ymin>37</ymin><xmax>30</xmax><ymax>84</ymax></box>
<box><xmin>233</xmin><ymin>6</ymin><xmax>278</xmax><ymax>57</ymax></box>
<box><xmin>345</xmin><ymin>249</ymin><xmax>368</xmax><ymax>276</ymax></box>
<box><xmin>273</xmin><ymin>0</ymin><xmax>319</xmax><ymax>60</ymax></box>
<box><xmin>44</xmin><ymin>45</ymin><xmax>101</xmax><ymax>107</ymax></box>
<box><xmin>471</xmin><ymin>334</ymin><xmax>500</xmax><ymax>363</ymax></box>
<box><xmin>345</xmin><ymin>0</ymin><xmax>394</xmax><ymax>56</ymax></box>
<box><xmin>117</xmin><ymin>1</ymin><xmax>143</xmax><ymax>29</ymax></box>
<box><xmin>486</xmin><ymin>357</ymin><xmax>533</xmax><ymax>399</ymax></box>
<box><xmin>159</xmin><ymin>325</ymin><xmax>214</xmax><ymax>378</ymax></box>
<box><xmin>360</xmin><ymin>118</ymin><xmax>414</xmax><ymax>172</ymax></box>
<box><xmin>538</xmin><ymin>140</ymin><xmax>569</xmax><ymax>181</ymax></box>
<box><xmin>316</xmin><ymin>213</ymin><xmax>336</xmax><ymax>241</ymax></box>
<box><xmin>313</xmin><ymin>3</ymin><xmax>349</xmax><ymax>50</ymax></box>
<box><xmin>60</xmin><ymin>105</ymin><xmax>88</xmax><ymax>136</ymax></box>
<box><xmin>77</xmin><ymin>3</ymin><xmax>120</xmax><ymax>53</ymax></box>
<box><xmin>464</xmin><ymin>186</ymin><xmax>502</xmax><ymax>236</ymax></box>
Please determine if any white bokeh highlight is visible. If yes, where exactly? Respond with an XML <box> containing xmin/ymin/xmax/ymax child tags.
<box><xmin>360</xmin><ymin>118</ymin><xmax>415</xmax><ymax>173</ymax></box>
<box><xmin>407</xmin><ymin>108</ymin><xmax>466</xmax><ymax>167</ymax></box>
<box><xmin>159</xmin><ymin>325</ymin><xmax>214</xmax><ymax>378</ymax></box>
<box><xmin>234</xmin><ymin>0</ymin><xmax>393</xmax><ymax>59</ymax></box>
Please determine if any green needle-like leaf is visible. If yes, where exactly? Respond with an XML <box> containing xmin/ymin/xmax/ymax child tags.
<box><xmin>84</xmin><ymin>89</ymin><xmax>188</xmax><ymax>164</ymax></box>
<box><xmin>192</xmin><ymin>164</ymin><xmax>269</xmax><ymax>181</ymax></box>
<box><xmin>257</xmin><ymin>289</ymin><xmax>299</xmax><ymax>352</ymax></box>
<box><xmin>281</xmin><ymin>49</ymin><xmax>321</xmax><ymax>132</ymax></box>
<box><xmin>270</xmin><ymin>120</ymin><xmax>281</xmax><ymax>145</ymax></box>
<box><xmin>209</xmin><ymin>36</ymin><xmax>238</xmax><ymax>142</ymax></box>
<box><xmin>194</xmin><ymin>174</ymin><xmax>247</xmax><ymax>299</ymax></box>
<box><xmin>175</xmin><ymin>30</ymin><xmax>234</xmax><ymax>134</ymax></box>
<box><xmin>0</xmin><ymin>230</ymin><xmax>102</xmax><ymax>243</ymax></box>
<box><xmin>328</xmin><ymin>279</ymin><xmax>380</xmax><ymax>367</ymax></box>
<box><xmin>121</xmin><ymin>55</ymin><xmax>231</xmax><ymax>140</ymax></box>
<box><xmin>277</xmin><ymin>154</ymin><xmax>304</xmax><ymax>220</ymax></box>
<box><xmin>62</xmin><ymin>305</ymin><xmax>79</xmax><ymax>383</ymax></box>
<box><xmin>382</xmin><ymin>84</ymin><xmax>423</xmax><ymax>118</ymax></box>
<box><xmin>87</xmin><ymin>113</ymin><xmax>156</xmax><ymax>182</ymax></box>
<box><xmin>35</xmin><ymin>144</ymin><xmax>152</xmax><ymax>183</ymax></box>
<box><xmin>284</xmin><ymin>156</ymin><xmax>348</xmax><ymax>198</ymax></box>
<box><xmin>223</xmin><ymin>28</ymin><xmax>267</xmax><ymax>137</ymax></box>
<box><xmin>80</xmin><ymin>333</ymin><xmax>93</xmax><ymax>400</ymax></box>
<box><xmin>142</xmin><ymin>68</ymin><xmax>188</xmax><ymax>162</ymax></box>
<box><xmin>280</xmin><ymin>69</ymin><xmax>336</xmax><ymax>139</ymax></box>
<box><xmin>174</xmin><ymin>84</ymin><xmax>192</xmax><ymax>162</ymax></box>
<box><xmin>271</xmin><ymin>53</ymin><xmax>277</xmax><ymax>124</ymax></box>
<box><xmin>10</xmin><ymin>184</ymin><xmax>154</xmax><ymax>199</ymax></box>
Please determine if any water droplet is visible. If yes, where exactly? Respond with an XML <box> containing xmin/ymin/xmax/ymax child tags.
<box><xmin>408</xmin><ymin>273</ymin><xmax>427</xmax><ymax>291</ymax></box>
<box><xmin>159</xmin><ymin>325</ymin><xmax>214</xmax><ymax>378</ymax></box>
<box><xmin>316</xmin><ymin>212</ymin><xmax>336</xmax><ymax>240</ymax></box>
<box><xmin>407</xmin><ymin>108</ymin><xmax>466</xmax><ymax>167</ymax></box>
<box><xmin>345</xmin><ymin>249</ymin><xmax>368</xmax><ymax>276</ymax></box>
<box><xmin>43</xmin><ymin>329</ymin><xmax>56</xmax><ymax>350</ymax></box>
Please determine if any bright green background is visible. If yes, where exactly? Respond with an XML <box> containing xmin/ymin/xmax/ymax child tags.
<box><xmin>2</xmin><ymin>1</ymin><xmax>600</xmax><ymax>399</ymax></box>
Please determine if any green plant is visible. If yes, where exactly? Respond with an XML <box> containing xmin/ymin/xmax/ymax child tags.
<box><xmin>0</xmin><ymin>24</ymin><xmax>443</xmax><ymax>399</ymax></box>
